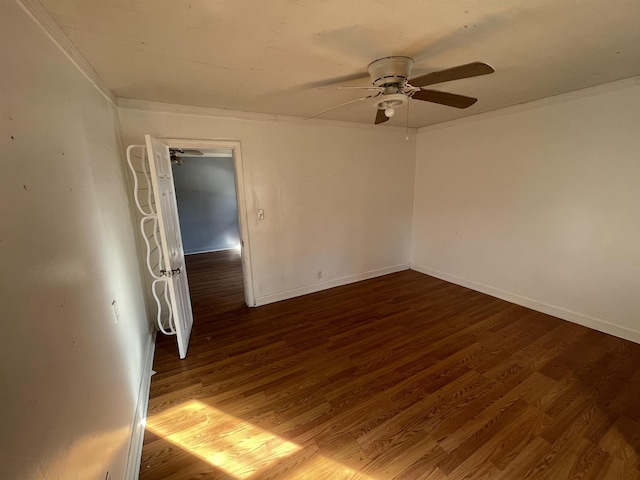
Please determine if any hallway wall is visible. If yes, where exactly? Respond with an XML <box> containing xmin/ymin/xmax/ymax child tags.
<box><xmin>172</xmin><ymin>155</ymin><xmax>240</xmax><ymax>254</ymax></box>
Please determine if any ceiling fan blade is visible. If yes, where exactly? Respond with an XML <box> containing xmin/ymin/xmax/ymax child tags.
<box><xmin>182</xmin><ymin>149</ymin><xmax>203</xmax><ymax>156</ymax></box>
<box><xmin>305</xmin><ymin>93</ymin><xmax>379</xmax><ymax>120</ymax></box>
<box><xmin>375</xmin><ymin>109</ymin><xmax>389</xmax><ymax>124</ymax></box>
<box><xmin>409</xmin><ymin>62</ymin><xmax>494</xmax><ymax>87</ymax></box>
<box><xmin>412</xmin><ymin>89</ymin><xmax>478</xmax><ymax>109</ymax></box>
<box><xmin>320</xmin><ymin>86</ymin><xmax>382</xmax><ymax>91</ymax></box>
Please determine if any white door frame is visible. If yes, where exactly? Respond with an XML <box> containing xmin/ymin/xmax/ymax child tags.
<box><xmin>162</xmin><ymin>137</ymin><xmax>256</xmax><ymax>307</ymax></box>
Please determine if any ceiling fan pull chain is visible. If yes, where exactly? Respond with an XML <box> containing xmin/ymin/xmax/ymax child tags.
<box><xmin>406</xmin><ymin>99</ymin><xmax>410</xmax><ymax>140</ymax></box>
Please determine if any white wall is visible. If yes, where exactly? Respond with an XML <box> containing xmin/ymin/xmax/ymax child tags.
<box><xmin>118</xmin><ymin>104</ymin><xmax>417</xmax><ymax>305</ymax></box>
<box><xmin>0</xmin><ymin>1</ymin><xmax>153</xmax><ymax>478</ymax></box>
<box><xmin>412</xmin><ymin>81</ymin><xmax>640</xmax><ymax>343</ymax></box>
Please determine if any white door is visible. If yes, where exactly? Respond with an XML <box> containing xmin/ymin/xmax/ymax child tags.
<box><xmin>145</xmin><ymin>135</ymin><xmax>194</xmax><ymax>359</ymax></box>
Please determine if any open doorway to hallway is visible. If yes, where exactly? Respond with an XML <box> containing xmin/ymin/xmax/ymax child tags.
<box><xmin>170</xmin><ymin>147</ymin><xmax>249</xmax><ymax>318</ymax></box>
<box><xmin>165</xmin><ymin>139</ymin><xmax>255</xmax><ymax>310</ymax></box>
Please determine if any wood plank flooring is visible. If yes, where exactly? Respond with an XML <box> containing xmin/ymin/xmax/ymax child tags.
<box><xmin>140</xmin><ymin>250</ymin><xmax>640</xmax><ymax>479</ymax></box>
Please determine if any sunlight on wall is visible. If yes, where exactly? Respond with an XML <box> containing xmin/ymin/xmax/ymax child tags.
<box><xmin>146</xmin><ymin>400</ymin><xmax>375</xmax><ymax>479</ymax></box>
<box><xmin>29</xmin><ymin>426</ymin><xmax>130</xmax><ymax>480</ymax></box>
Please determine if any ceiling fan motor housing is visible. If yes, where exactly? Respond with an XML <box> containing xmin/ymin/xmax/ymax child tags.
<box><xmin>368</xmin><ymin>56</ymin><xmax>414</xmax><ymax>87</ymax></box>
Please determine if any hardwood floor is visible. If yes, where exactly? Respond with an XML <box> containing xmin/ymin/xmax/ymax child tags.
<box><xmin>140</xmin><ymin>250</ymin><xmax>640</xmax><ymax>479</ymax></box>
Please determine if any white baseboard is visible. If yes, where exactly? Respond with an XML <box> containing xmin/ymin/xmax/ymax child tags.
<box><xmin>124</xmin><ymin>332</ymin><xmax>156</xmax><ymax>480</ymax></box>
<box><xmin>411</xmin><ymin>264</ymin><xmax>640</xmax><ymax>345</ymax></box>
<box><xmin>255</xmin><ymin>264</ymin><xmax>410</xmax><ymax>306</ymax></box>
<box><xmin>184</xmin><ymin>246</ymin><xmax>239</xmax><ymax>255</ymax></box>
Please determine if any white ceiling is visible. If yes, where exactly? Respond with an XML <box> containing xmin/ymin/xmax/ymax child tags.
<box><xmin>39</xmin><ymin>0</ymin><xmax>640</xmax><ymax>128</ymax></box>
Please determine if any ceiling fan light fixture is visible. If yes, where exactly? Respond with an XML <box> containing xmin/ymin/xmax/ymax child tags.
<box><xmin>373</xmin><ymin>92</ymin><xmax>408</xmax><ymax>116</ymax></box>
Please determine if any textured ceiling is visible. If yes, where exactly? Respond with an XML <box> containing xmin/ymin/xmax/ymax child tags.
<box><xmin>39</xmin><ymin>0</ymin><xmax>640</xmax><ymax>127</ymax></box>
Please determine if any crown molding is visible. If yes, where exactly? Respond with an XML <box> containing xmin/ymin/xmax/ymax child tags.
<box><xmin>117</xmin><ymin>98</ymin><xmax>419</xmax><ymax>134</ymax></box>
<box><xmin>16</xmin><ymin>0</ymin><xmax>117</xmax><ymax>106</ymax></box>
<box><xmin>417</xmin><ymin>75</ymin><xmax>640</xmax><ymax>134</ymax></box>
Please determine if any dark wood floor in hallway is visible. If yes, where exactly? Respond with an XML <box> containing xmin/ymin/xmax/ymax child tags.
<box><xmin>140</xmin><ymin>250</ymin><xmax>640</xmax><ymax>479</ymax></box>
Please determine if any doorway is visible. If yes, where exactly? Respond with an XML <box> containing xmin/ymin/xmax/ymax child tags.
<box><xmin>165</xmin><ymin>139</ymin><xmax>255</xmax><ymax>308</ymax></box>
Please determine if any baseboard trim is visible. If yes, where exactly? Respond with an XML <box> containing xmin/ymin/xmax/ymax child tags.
<box><xmin>411</xmin><ymin>264</ymin><xmax>640</xmax><ymax>345</ymax></box>
<box><xmin>255</xmin><ymin>264</ymin><xmax>410</xmax><ymax>306</ymax></box>
<box><xmin>124</xmin><ymin>332</ymin><xmax>156</xmax><ymax>480</ymax></box>
<box><xmin>185</xmin><ymin>246</ymin><xmax>239</xmax><ymax>255</ymax></box>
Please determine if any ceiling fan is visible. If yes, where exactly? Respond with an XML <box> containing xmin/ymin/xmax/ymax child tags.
<box><xmin>169</xmin><ymin>148</ymin><xmax>203</xmax><ymax>166</ymax></box>
<box><xmin>307</xmin><ymin>57</ymin><xmax>494</xmax><ymax>124</ymax></box>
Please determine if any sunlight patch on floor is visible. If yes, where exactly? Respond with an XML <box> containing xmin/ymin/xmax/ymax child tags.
<box><xmin>146</xmin><ymin>400</ymin><xmax>376</xmax><ymax>479</ymax></box>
